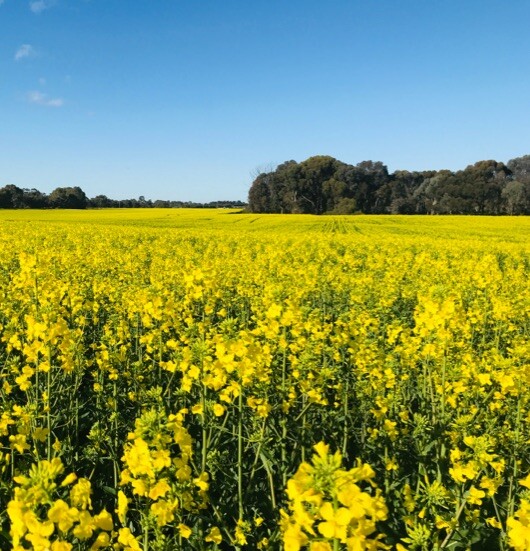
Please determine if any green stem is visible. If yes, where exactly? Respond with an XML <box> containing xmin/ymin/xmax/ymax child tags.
<box><xmin>113</xmin><ymin>380</ymin><xmax>118</xmax><ymax>488</ymax></box>
<box><xmin>47</xmin><ymin>346</ymin><xmax>52</xmax><ymax>460</ymax></box>
<box><xmin>508</xmin><ymin>396</ymin><xmax>522</xmax><ymax>518</ymax></box>
<box><xmin>249</xmin><ymin>417</ymin><xmax>267</xmax><ymax>483</ymax></box>
<box><xmin>238</xmin><ymin>387</ymin><xmax>244</xmax><ymax>521</ymax></box>
<box><xmin>440</xmin><ymin>495</ymin><xmax>468</xmax><ymax>549</ymax></box>
<box><xmin>301</xmin><ymin>395</ymin><xmax>307</xmax><ymax>464</ymax></box>
<box><xmin>281</xmin><ymin>341</ymin><xmax>287</xmax><ymax>487</ymax></box>
<box><xmin>342</xmin><ymin>377</ymin><xmax>349</xmax><ymax>459</ymax></box>
<box><xmin>441</xmin><ymin>344</ymin><xmax>446</xmax><ymax>421</ymax></box>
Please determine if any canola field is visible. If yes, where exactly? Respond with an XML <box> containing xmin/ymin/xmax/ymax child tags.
<box><xmin>0</xmin><ymin>209</ymin><xmax>530</xmax><ymax>551</ymax></box>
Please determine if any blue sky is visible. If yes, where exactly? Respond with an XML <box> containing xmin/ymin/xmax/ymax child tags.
<box><xmin>2</xmin><ymin>0</ymin><xmax>530</xmax><ymax>202</ymax></box>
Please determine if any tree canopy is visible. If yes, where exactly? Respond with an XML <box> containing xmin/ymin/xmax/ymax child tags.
<box><xmin>0</xmin><ymin>185</ymin><xmax>246</xmax><ymax>210</ymax></box>
<box><xmin>247</xmin><ymin>155</ymin><xmax>530</xmax><ymax>215</ymax></box>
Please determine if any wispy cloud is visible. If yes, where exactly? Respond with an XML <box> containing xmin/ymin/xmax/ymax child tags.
<box><xmin>15</xmin><ymin>44</ymin><xmax>37</xmax><ymax>61</ymax></box>
<box><xmin>27</xmin><ymin>90</ymin><xmax>64</xmax><ymax>107</ymax></box>
<box><xmin>29</xmin><ymin>0</ymin><xmax>56</xmax><ymax>14</ymax></box>
<box><xmin>0</xmin><ymin>1</ymin><xmax>5</xmax><ymax>6</ymax></box>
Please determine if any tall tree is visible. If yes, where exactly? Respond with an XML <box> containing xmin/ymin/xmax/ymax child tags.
<box><xmin>0</xmin><ymin>185</ymin><xmax>26</xmax><ymax>209</ymax></box>
<box><xmin>48</xmin><ymin>186</ymin><xmax>88</xmax><ymax>209</ymax></box>
<box><xmin>507</xmin><ymin>155</ymin><xmax>530</xmax><ymax>183</ymax></box>
<box><xmin>502</xmin><ymin>180</ymin><xmax>530</xmax><ymax>214</ymax></box>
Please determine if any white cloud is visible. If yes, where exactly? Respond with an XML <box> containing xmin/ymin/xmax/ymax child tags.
<box><xmin>27</xmin><ymin>90</ymin><xmax>64</xmax><ymax>107</ymax></box>
<box><xmin>15</xmin><ymin>44</ymin><xmax>36</xmax><ymax>61</ymax></box>
<box><xmin>29</xmin><ymin>0</ymin><xmax>55</xmax><ymax>13</ymax></box>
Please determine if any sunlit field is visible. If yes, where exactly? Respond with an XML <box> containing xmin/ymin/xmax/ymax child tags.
<box><xmin>0</xmin><ymin>209</ymin><xmax>529</xmax><ymax>550</ymax></box>
<box><xmin>2</xmin><ymin>209</ymin><xmax>530</xmax><ymax>241</ymax></box>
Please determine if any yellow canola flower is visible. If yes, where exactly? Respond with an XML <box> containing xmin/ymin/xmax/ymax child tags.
<box><xmin>150</xmin><ymin>499</ymin><xmax>176</xmax><ymax>526</ymax></box>
<box><xmin>449</xmin><ymin>462</ymin><xmax>478</xmax><ymax>483</ymax></box>
<box><xmin>117</xmin><ymin>527</ymin><xmax>142</xmax><ymax>551</ymax></box>
<box><xmin>89</xmin><ymin>531</ymin><xmax>111</xmax><ymax>550</ymax></box>
<box><xmin>9</xmin><ymin>434</ymin><xmax>30</xmax><ymax>454</ymax></box>
<box><xmin>486</xmin><ymin>517</ymin><xmax>502</xmax><ymax>529</ymax></box>
<box><xmin>212</xmin><ymin>403</ymin><xmax>225</xmax><ymax>416</ymax></box>
<box><xmin>313</xmin><ymin>441</ymin><xmax>329</xmax><ymax>459</ymax></box>
<box><xmin>60</xmin><ymin>473</ymin><xmax>77</xmax><ymax>487</ymax></box>
<box><xmin>508</xmin><ymin>499</ymin><xmax>530</xmax><ymax>551</ymax></box>
<box><xmin>69</xmin><ymin>478</ymin><xmax>92</xmax><ymax>510</ymax></box>
<box><xmin>281</xmin><ymin>517</ymin><xmax>309</xmax><ymax>551</ymax></box>
<box><xmin>122</xmin><ymin>438</ymin><xmax>155</xmax><ymax>478</ymax></box>
<box><xmin>93</xmin><ymin>509</ymin><xmax>113</xmax><ymax>531</ymax></box>
<box><xmin>479</xmin><ymin>476</ymin><xmax>502</xmax><ymax>497</ymax></box>
<box><xmin>25</xmin><ymin>532</ymin><xmax>53</xmax><ymax>551</ymax></box>
<box><xmin>205</xmin><ymin>526</ymin><xmax>222</xmax><ymax>544</ymax></box>
<box><xmin>129</xmin><ymin>477</ymin><xmax>148</xmax><ymax>497</ymax></box>
<box><xmin>116</xmin><ymin>490</ymin><xmax>128</xmax><ymax>525</ymax></box>
<box><xmin>51</xmin><ymin>541</ymin><xmax>73</xmax><ymax>551</ymax></box>
<box><xmin>178</xmin><ymin>523</ymin><xmax>192</xmax><ymax>539</ymax></box>
<box><xmin>234</xmin><ymin>519</ymin><xmax>250</xmax><ymax>545</ymax></box>
<box><xmin>48</xmin><ymin>499</ymin><xmax>79</xmax><ymax>532</ymax></box>
<box><xmin>151</xmin><ymin>448</ymin><xmax>171</xmax><ymax>470</ymax></box>
<box><xmin>466</xmin><ymin>486</ymin><xmax>486</xmax><ymax>506</ymax></box>
<box><xmin>317</xmin><ymin>502</ymin><xmax>353</xmax><ymax>540</ymax></box>
<box><xmin>72</xmin><ymin>510</ymin><xmax>95</xmax><ymax>540</ymax></box>
<box><xmin>519</xmin><ymin>473</ymin><xmax>530</xmax><ymax>489</ymax></box>
<box><xmin>194</xmin><ymin>472</ymin><xmax>209</xmax><ymax>492</ymax></box>
<box><xmin>25</xmin><ymin>511</ymin><xmax>54</xmax><ymax>537</ymax></box>
<box><xmin>7</xmin><ymin>499</ymin><xmax>26</xmax><ymax>545</ymax></box>
<box><xmin>148</xmin><ymin>478</ymin><xmax>171</xmax><ymax>500</ymax></box>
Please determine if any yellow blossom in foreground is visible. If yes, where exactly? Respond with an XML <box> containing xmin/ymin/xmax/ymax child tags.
<box><xmin>508</xmin><ymin>499</ymin><xmax>530</xmax><ymax>551</ymax></box>
<box><xmin>205</xmin><ymin>526</ymin><xmax>222</xmax><ymax>544</ymax></box>
<box><xmin>117</xmin><ymin>527</ymin><xmax>142</xmax><ymax>551</ymax></box>
<box><xmin>48</xmin><ymin>499</ymin><xmax>79</xmax><ymax>532</ymax></box>
<box><xmin>281</xmin><ymin>442</ymin><xmax>388</xmax><ymax>550</ymax></box>
<box><xmin>179</xmin><ymin>523</ymin><xmax>192</xmax><ymax>539</ymax></box>
<box><xmin>117</xmin><ymin>490</ymin><xmax>128</xmax><ymax>525</ymax></box>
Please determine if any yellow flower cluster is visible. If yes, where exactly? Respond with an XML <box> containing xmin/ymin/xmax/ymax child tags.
<box><xmin>119</xmin><ymin>408</ymin><xmax>210</xmax><ymax>543</ymax></box>
<box><xmin>281</xmin><ymin>442</ymin><xmax>388</xmax><ymax>550</ymax></box>
<box><xmin>7</xmin><ymin>458</ymin><xmax>113</xmax><ymax>551</ymax></box>
<box><xmin>508</xmin><ymin>499</ymin><xmax>530</xmax><ymax>551</ymax></box>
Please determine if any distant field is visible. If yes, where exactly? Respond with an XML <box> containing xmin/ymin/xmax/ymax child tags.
<box><xmin>0</xmin><ymin>209</ymin><xmax>529</xmax><ymax>550</ymax></box>
<box><xmin>1</xmin><ymin>208</ymin><xmax>530</xmax><ymax>243</ymax></box>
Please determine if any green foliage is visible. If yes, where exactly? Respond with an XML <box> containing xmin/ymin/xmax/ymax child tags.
<box><xmin>247</xmin><ymin>155</ymin><xmax>530</xmax><ymax>215</ymax></box>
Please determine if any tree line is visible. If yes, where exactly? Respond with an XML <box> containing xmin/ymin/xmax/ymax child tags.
<box><xmin>0</xmin><ymin>185</ymin><xmax>246</xmax><ymax>210</ymax></box>
<box><xmin>247</xmin><ymin>154</ymin><xmax>530</xmax><ymax>214</ymax></box>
